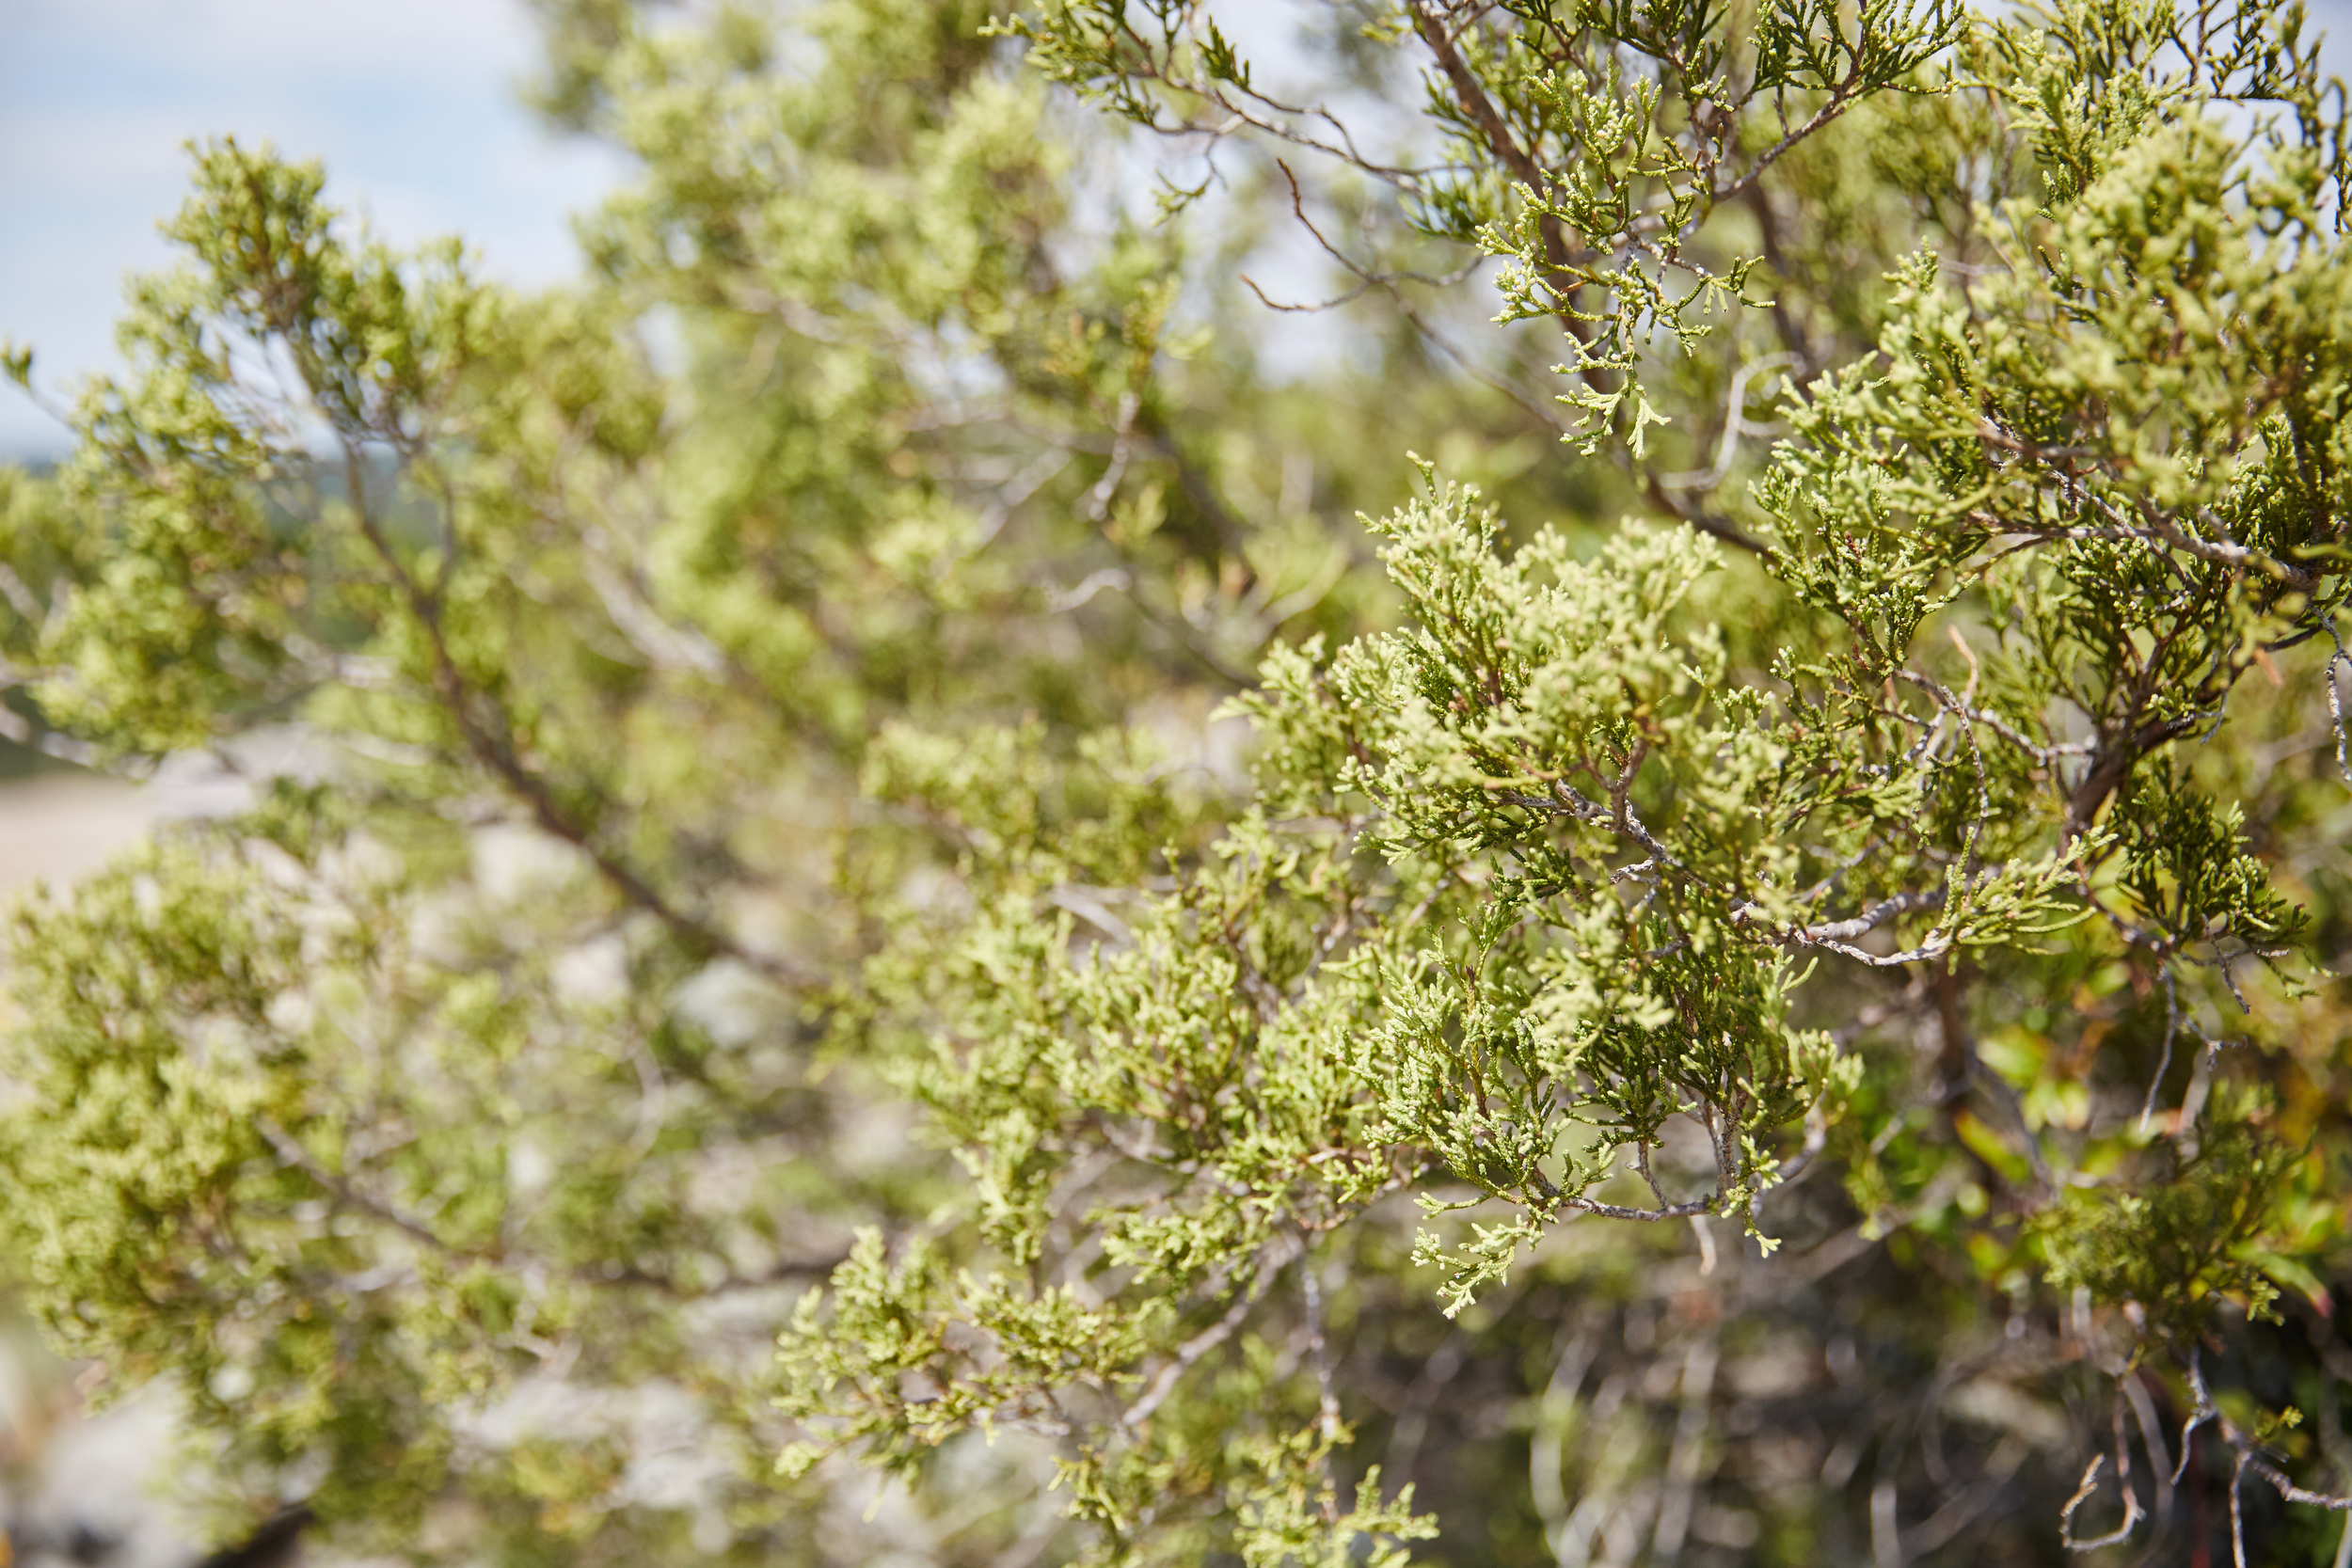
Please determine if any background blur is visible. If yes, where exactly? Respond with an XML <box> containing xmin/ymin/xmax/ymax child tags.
<box><xmin>8</xmin><ymin>0</ymin><xmax>2352</xmax><ymax>462</ymax></box>
<box><xmin>0</xmin><ymin>3</ymin><xmax>618</xmax><ymax>1553</ymax></box>
<box><xmin>12</xmin><ymin>0</ymin><xmax>2352</xmax><ymax>463</ymax></box>
<box><xmin>0</xmin><ymin>0</ymin><xmax>626</xmax><ymax>460</ymax></box>
<box><xmin>5</xmin><ymin>0</ymin><xmax>2352</xmax><ymax>1559</ymax></box>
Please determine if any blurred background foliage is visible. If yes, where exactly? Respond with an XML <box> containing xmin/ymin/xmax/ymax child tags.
<box><xmin>0</xmin><ymin>0</ymin><xmax>2347</xmax><ymax>1563</ymax></box>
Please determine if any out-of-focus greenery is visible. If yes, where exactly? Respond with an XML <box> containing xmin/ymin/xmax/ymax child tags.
<box><xmin>1</xmin><ymin>0</ymin><xmax>2350</xmax><ymax>1562</ymax></box>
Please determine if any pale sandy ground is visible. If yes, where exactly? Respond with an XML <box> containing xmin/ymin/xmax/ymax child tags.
<box><xmin>0</xmin><ymin>772</ymin><xmax>231</xmax><ymax>896</ymax></box>
<box><xmin>0</xmin><ymin>763</ymin><xmax>258</xmax><ymax>1568</ymax></box>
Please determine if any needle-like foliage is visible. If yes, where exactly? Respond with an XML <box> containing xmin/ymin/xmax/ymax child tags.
<box><xmin>4</xmin><ymin>0</ymin><xmax>2352</xmax><ymax>1562</ymax></box>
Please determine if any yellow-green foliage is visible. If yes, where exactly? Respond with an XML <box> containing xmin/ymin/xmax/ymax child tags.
<box><xmin>2</xmin><ymin>0</ymin><xmax>2351</xmax><ymax>1562</ymax></box>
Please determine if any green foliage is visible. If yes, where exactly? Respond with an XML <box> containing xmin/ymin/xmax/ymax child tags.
<box><xmin>3</xmin><ymin>0</ymin><xmax>2352</xmax><ymax>1561</ymax></box>
<box><xmin>996</xmin><ymin>0</ymin><xmax>1962</xmax><ymax>451</ymax></box>
<box><xmin>2038</xmin><ymin>1088</ymin><xmax>2296</xmax><ymax>1346</ymax></box>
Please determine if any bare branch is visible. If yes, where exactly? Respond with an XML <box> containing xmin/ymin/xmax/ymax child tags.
<box><xmin>2059</xmin><ymin>1402</ymin><xmax>2146</xmax><ymax>1552</ymax></box>
<box><xmin>1122</xmin><ymin>1231</ymin><xmax>1304</xmax><ymax>1433</ymax></box>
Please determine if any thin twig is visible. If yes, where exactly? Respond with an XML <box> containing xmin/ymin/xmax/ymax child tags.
<box><xmin>1122</xmin><ymin>1232</ymin><xmax>1304</xmax><ymax>1433</ymax></box>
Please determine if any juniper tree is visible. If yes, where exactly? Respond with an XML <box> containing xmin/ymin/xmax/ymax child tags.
<box><xmin>4</xmin><ymin>0</ymin><xmax>2352</xmax><ymax>1564</ymax></box>
<box><xmin>0</xmin><ymin>2</ymin><xmax>1401</xmax><ymax>1551</ymax></box>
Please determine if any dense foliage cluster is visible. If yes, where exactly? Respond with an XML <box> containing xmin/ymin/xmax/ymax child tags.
<box><xmin>3</xmin><ymin>0</ymin><xmax>2352</xmax><ymax>1562</ymax></box>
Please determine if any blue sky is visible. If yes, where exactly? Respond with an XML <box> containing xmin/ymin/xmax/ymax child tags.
<box><xmin>0</xmin><ymin>0</ymin><xmax>625</xmax><ymax>457</ymax></box>
<box><xmin>4</xmin><ymin>0</ymin><xmax>2348</xmax><ymax>459</ymax></box>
